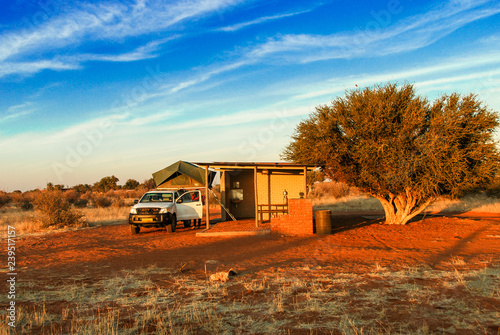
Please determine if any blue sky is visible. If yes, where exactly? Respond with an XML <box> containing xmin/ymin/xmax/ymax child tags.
<box><xmin>1</xmin><ymin>0</ymin><xmax>499</xmax><ymax>191</ymax></box>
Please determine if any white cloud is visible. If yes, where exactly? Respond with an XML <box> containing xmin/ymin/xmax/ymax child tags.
<box><xmin>75</xmin><ymin>37</ymin><xmax>177</xmax><ymax>63</ymax></box>
<box><xmin>0</xmin><ymin>103</ymin><xmax>36</xmax><ymax>123</ymax></box>
<box><xmin>160</xmin><ymin>0</ymin><xmax>500</xmax><ymax>95</ymax></box>
<box><xmin>291</xmin><ymin>50</ymin><xmax>500</xmax><ymax>102</ymax></box>
<box><xmin>169</xmin><ymin>60</ymin><xmax>248</xmax><ymax>93</ymax></box>
<box><xmin>126</xmin><ymin>110</ymin><xmax>173</xmax><ymax>126</ymax></box>
<box><xmin>0</xmin><ymin>59</ymin><xmax>78</xmax><ymax>77</ymax></box>
<box><xmin>243</xmin><ymin>0</ymin><xmax>500</xmax><ymax>63</ymax></box>
<box><xmin>0</xmin><ymin>0</ymin><xmax>243</xmax><ymax>76</ymax></box>
<box><xmin>217</xmin><ymin>9</ymin><xmax>311</xmax><ymax>32</ymax></box>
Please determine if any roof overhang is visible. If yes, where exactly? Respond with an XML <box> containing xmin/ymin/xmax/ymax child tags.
<box><xmin>194</xmin><ymin>162</ymin><xmax>317</xmax><ymax>171</ymax></box>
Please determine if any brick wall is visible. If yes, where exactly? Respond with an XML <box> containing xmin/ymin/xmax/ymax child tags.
<box><xmin>270</xmin><ymin>198</ymin><xmax>313</xmax><ymax>235</ymax></box>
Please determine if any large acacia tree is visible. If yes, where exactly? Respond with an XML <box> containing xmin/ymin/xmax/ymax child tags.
<box><xmin>283</xmin><ymin>83</ymin><xmax>500</xmax><ymax>225</ymax></box>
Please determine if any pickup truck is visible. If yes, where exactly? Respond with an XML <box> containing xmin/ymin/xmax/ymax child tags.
<box><xmin>129</xmin><ymin>189</ymin><xmax>203</xmax><ymax>234</ymax></box>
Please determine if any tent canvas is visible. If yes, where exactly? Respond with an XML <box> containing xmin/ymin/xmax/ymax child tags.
<box><xmin>153</xmin><ymin>161</ymin><xmax>216</xmax><ymax>189</ymax></box>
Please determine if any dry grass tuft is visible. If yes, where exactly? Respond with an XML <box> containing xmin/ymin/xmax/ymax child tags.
<box><xmin>0</xmin><ymin>205</ymin><xmax>128</xmax><ymax>237</ymax></box>
<box><xmin>2</xmin><ymin>264</ymin><xmax>498</xmax><ymax>334</ymax></box>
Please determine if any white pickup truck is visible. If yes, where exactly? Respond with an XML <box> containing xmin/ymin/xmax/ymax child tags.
<box><xmin>129</xmin><ymin>189</ymin><xmax>203</xmax><ymax>234</ymax></box>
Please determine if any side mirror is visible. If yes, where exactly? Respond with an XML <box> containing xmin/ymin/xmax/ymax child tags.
<box><xmin>134</xmin><ymin>199</ymin><xmax>138</xmax><ymax>204</ymax></box>
<box><xmin>176</xmin><ymin>198</ymin><xmax>183</xmax><ymax>203</ymax></box>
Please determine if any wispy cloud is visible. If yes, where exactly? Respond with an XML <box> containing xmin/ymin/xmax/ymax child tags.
<box><xmin>217</xmin><ymin>9</ymin><xmax>311</xmax><ymax>32</ymax></box>
<box><xmin>0</xmin><ymin>59</ymin><xmax>78</xmax><ymax>77</ymax></box>
<box><xmin>75</xmin><ymin>37</ymin><xmax>177</xmax><ymax>63</ymax></box>
<box><xmin>161</xmin><ymin>0</ymin><xmax>500</xmax><ymax>94</ymax></box>
<box><xmin>126</xmin><ymin>110</ymin><xmax>173</xmax><ymax>126</ymax></box>
<box><xmin>244</xmin><ymin>0</ymin><xmax>500</xmax><ymax>63</ymax></box>
<box><xmin>0</xmin><ymin>0</ymin><xmax>242</xmax><ymax>77</ymax></box>
<box><xmin>169</xmin><ymin>60</ymin><xmax>248</xmax><ymax>93</ymax></box>
<box><xmin>0</xmin><ymin>103</ymin><xmax>36</xmax><ymax>123</ymax></box>
<box><xmin>290</xmin><ymin>50</ymin><xmax>500</xmax><ymax>102</ymax></box>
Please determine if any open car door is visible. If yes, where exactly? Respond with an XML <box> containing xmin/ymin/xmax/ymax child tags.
<box><xmin>176</xmin><ymin>190</ymin><xmax>203</xmax><ymax>221</ymax></box>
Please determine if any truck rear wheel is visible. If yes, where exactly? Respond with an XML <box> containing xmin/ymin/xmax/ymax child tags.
<box><xmin>183</xmin><ymin>220</ymin><xmax>192</xmax><ymax>228</ymax></box>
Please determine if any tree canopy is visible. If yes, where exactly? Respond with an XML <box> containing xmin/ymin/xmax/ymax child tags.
<box><xmin>93</xmin><ymin>175</ymin><xmax>119</xmax><ymax>193</ymax></box>
<box><xmin>123</xmin><ymin>179</ymin><xmax>140</xmax><ymax>190</ymax></box>
<box><xmin>283</xmin><ymin>83</ymin><xmax>500</xmax><ymax>225</ymax></box>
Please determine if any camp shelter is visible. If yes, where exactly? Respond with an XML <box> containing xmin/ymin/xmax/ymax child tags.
<box><xmin>195</xmin><ymin>162</ymin><xmax>316</xmax><ymax>227</ymax></box>
<box><xmin>153</xmin><ymin>161</ymin><xmax>216</xmax><ymax>189</ymax></box>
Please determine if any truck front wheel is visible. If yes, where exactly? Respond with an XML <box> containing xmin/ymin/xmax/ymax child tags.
<box><xmin>167</xmin><ymin>214</ymin><xmax>176</xmax><ymax>233</ymax></box>
<box><xmin>131</xmin><ymin>225</ymin><xmax>140</xmax><ymax>234</ymax></box>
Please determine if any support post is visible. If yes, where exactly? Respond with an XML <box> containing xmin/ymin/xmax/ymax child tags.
<box><xmin>304</xmin><ymin>166</ymin><xmax>307</xmax><ymax>198</ymax></box>
<box><xmin>205</xmin><ymin>166</ymin><xmax>210</xmax><ymax>229</ymax></box>
<box><xmin>254</xmin><ymin>166</ymin><xmax>259</xmax><ymax>227</ymax></box>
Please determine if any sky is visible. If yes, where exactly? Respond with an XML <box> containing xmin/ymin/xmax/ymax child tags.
<box><xmin>1</xmin><ymin>0</ymin><xmax>499</xmax><ymax>191</ymax></box>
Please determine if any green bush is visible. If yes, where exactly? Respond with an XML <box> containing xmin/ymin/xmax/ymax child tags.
<box><xmin>34</xmin><ymin>191</ymin><xmax>85</xmax><ymax>228</ymax></box>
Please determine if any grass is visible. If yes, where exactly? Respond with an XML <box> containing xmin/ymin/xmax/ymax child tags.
<box><xmin>312</xmin><ymin>193</ymin><xmax>500</xmax><ymax>214</ymax></box>
<box><xmin>1</xmin><ymin>261</ymin><xmax>498</xmax><ymax>335</ymax></box>
<box><xmin>0</xmin><ymin>205</ymin><xmax>129</xmax><ymax>236</ymax></box>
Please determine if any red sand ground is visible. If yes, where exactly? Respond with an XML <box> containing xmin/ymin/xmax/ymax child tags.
<box><xmin>7</xmin><ymin>212</ymin><xmax>500</xmax><ymax>334</ymax></box>
<box><xmin>18</xmin><ymin>213</ymin><xmax>500</xmax><ymax>281</ymax></box>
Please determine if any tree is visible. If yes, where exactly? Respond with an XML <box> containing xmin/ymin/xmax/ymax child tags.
<box><xmin>307</xmin><ymin>170</ymin><xmax>325</xmax><ymax>184</ymax></box>
<box><xmin>283</xmin><ymin>83</ymin><xmax>500</xmax><ymax>225</ymax></box>
<box><xmin>93</xmin><ymin>175</ymin><xmax>119</xmax><ymax>193</ymax></box>
<box><xmin>123</xmin><ymin>178</ymin><xmax>140</xmax><ymax>190</ymax></box>
<box><xmin>141</xmin><ymin>178</ymin><xmax>156</xmax><ymax>190</ymax></box>
<box><xmin>73</xmin><ymin>184</ymin><xmax>92</xmax><ymax>193</ymax></box>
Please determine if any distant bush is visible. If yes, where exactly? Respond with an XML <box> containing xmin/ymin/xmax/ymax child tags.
<box><xmin>62</xmin><ymin>190</ymin><xmax>80</xmax><ymax>204</ymax></box>
<box><xmin>9</xmin><ymin>191</ymin><xmax>36</xmax><ymax>211</ymax></box>
<box><xmin>94</xmin><ymin>196</ymin><xmax>113</xmax><ymax>208</ymax></box>
<box><xmin>73</xmin><ymin>198</ymin><xmax>89</xmax><ymax>208</ymax></box>
<box><xmin>112</xmin><ymin>198</ymin><xmax>126</xmax><ymax>208</ymax></box>
<box><xmin>20</xmin><ymin>200</ymin><xmax>34</xmax><ymax>211</ymax></box>
<box><xmin>33</xmin><ymin>191</ymin><xmax>85</xmax><ymax>228</ymax></box>
<box><xmin>0</xmin><ymin>192</ymin><xmax>10</xmax><ymax>208</ymax></box>
<box><xmin>209</xmin><ymin>185</ymin><xmax>220</xmax><ymax>206</ymax></box>
<box><xmin>309</xmin><ymin>181</ymin><xmax>358</xmax><ymax>199</ymax></box>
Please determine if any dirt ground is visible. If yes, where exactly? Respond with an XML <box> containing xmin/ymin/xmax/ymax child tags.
<box><xmin>5</xmin><ymin>213</ymin><xmax>500</xmax><ymax>334</ymax></box>
<box><xmin>18</xmin><ymin>213</ymin><xmax>500</xmax><ymax>277</ymax></box>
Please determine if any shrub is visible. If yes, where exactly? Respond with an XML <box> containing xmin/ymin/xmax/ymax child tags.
<box><xmin>73</xmin><ymin>198</ymin><xmax>89</xmax><ymax>208</ymax></box>
<box><xmin>112</xmin><ymin>198</ymin><xmax>126</xmax><ymax>208</ymax></box>
<box><xmin>20</xmin><ymin>200</ymin><xmax>34</xmax><ymax>211</ymax></box>
<box><xmin>309</xmin><ymin>181</ymin><xmax>357</xmax><ymax>199</ymax></box>
<box><xmin>10</xmin><ymin>191</ymin><xmax>36</xmax><ymax>211</ymax></box>
<box><xmin>209</xmin><ymin>186</ymin><xmax>220</xmax><ymax>206</ymax></box>
<box><xmin>0</xmin><ymin>192</ymin><xmax>10</xmax><ymax>208</ymax></box>
<box><xmin>94</xmin><ymin>196</ymin><xmax>113</xmax><ymax>208</ymax></box>
<box><xmin>62</xmin><ymin>190</ymin><xmax>80</xmax><ymax>204</ymax></box>
<box><xmin>33</xmin><ymin>191</ymin><xmax>85</xmax><ymax>228</ymax></box>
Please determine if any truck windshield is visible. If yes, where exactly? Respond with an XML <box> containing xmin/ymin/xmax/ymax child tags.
<box><xmin>140</xmin><ymin>193</ymin><xmax>173</xmax><ymax>203</ymax></box>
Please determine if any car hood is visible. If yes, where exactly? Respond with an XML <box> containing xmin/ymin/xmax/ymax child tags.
<box><xmin>132</xmin><ymin>202</ymin><xmax>174</xmax><ymax>209</ymax></box>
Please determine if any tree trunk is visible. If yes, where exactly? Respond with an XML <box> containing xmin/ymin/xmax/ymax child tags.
<box><xmin>375</xmin><ymin>191</ymin><xmax>434</xmax><ymax>225</ymax></box>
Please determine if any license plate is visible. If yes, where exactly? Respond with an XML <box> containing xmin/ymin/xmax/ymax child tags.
<box><xmin>142</xmin><ymin>218</ymin><xmax>153</xmax><ymax>222</ymax></box>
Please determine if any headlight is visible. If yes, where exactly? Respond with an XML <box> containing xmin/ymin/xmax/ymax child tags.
<box><xmin>130</xmin><ymin>208</ymin><xmax>137</xmax><ymax>214</ymax></box>
<box><xmin>159</xmin><ymin>208</ymin><xmax>168</xmax><ymax>214</ymax></box>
